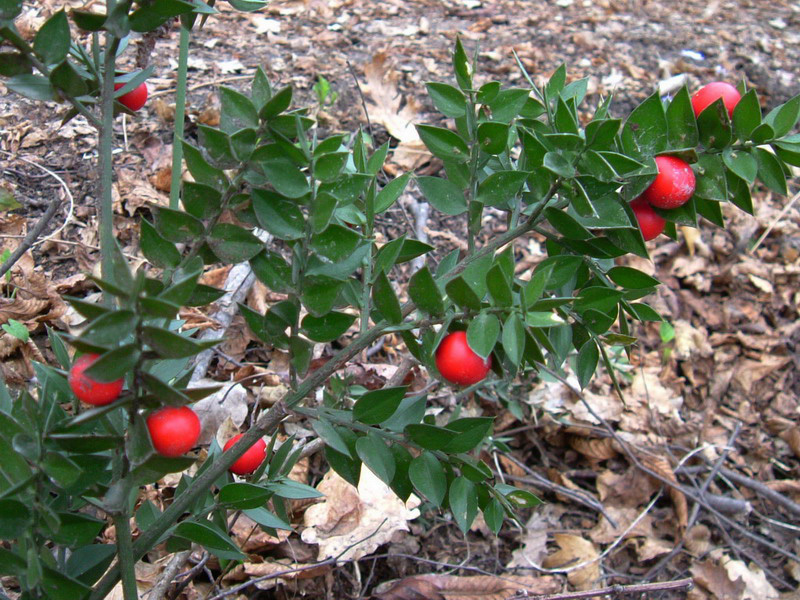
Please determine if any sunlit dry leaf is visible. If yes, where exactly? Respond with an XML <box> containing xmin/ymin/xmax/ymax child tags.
<box><xmin>692</xmin><ymin>558</ymin><xmax>746</xmax><ymax>600</ymax></box>
<box><xmin>721</xmin><ymin>556</ymin><xmax>779</xmax><ymax>600</ymax></box>
<box><xmin>568</xmin><ymin>436</ymin><xmax>618</xmax><ymax>461</ymax></box>
<box><xmin>541</xmin><ymin>533</ymin><xmax>600</xmax><ymax>590</ymax></box>
<box><xmin>507</xmin><ymin>506</ymin><xmax>563</xmax><ymax>569</ymax></box>
<box><xmin>196</xmin><ymin>380</ymin><xmax>249</xmax><ymax>445</ymax></box>
<box><xmin>301</xmin><ymin>465</ymin><xmax>420</xmax><ymax>562</ymax></box>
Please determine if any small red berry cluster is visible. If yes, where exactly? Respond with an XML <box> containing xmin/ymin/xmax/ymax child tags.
<box><xmin>68</xmin><ymin>354</ymin><xmax>265</xmax><ymax>474</ymax></box>
<box><xmin>631</xmin><ymin>82</ymin><xmax>741</xmax><ymax>241</ymax></box>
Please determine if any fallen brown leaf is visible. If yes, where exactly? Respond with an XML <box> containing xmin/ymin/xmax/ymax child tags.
<box><xmin>373</xmin><ymin>574</ymin><xmax>560</xmax><ymax>600</ymax></box>
<box><xmin>541</xmin><ymin>533</ymin><xmax>600</xmax><ymax>590</ymax></box>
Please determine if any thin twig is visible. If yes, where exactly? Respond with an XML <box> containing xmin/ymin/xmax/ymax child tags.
<box><xmin>749</xmin><ymin>188</ymin><xmax>800</xmax><ymax>254</ymax></box>
<box><xmin>346</xmin><ymin>59</ymin><xmax>373</xmax><ymax>144</ymax></box>
<box><xmin>146</xmin><ymin>550</ymin><xmax>192</xmax><ymax>600</ymax></box>
<box><xmin>716</xmin><ymin>467</ymin><xmax>800</xmax><ymax>518</ymax></box>
<box><xmin>500</xmin><ymin>453</ymin><xmax>617</xmax><ymax>527</ymax></box>
<box><xmin>515</xmin><ymin>577</ymin><xmax>693</xmax><ymax>600</ymax></box>
<box><xmin>0</xmin><ymin>187</ymin><xmax>60</xmax><ymax>279</ymax></box>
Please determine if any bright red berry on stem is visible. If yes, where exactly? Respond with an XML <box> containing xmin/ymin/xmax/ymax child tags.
<box><xmin>223</xmin><ymin>433</ymin><xmax>267</xmax><ymax>475</ymax></box>
<box><xmin>691</xmin><ymin>81</ymin><xmax>741</xmax><ymax>118</ymax></box>
<box><xmin>435</xmin><ymin>330</ymin><xmax>492</xmax><ymax>386</ymax></box>
<box><xmin>114</xmin><ymin>81</ymin><xmax>148</xmax><ymax>111</ymax></box>
<box><xmin>630</xmin><ymin>197</ymin><xmax>666</xmax><ymax>241</ymax></box>
<box><xmin>146</xmin><ymin>406</ymin><xmax>201</xmax><ymax>458</ymax></box>
<box><xmin>68</xmin><ymin>353</ymin><xmax>124</xmax><ymax>406</ymax></box>
<box><xmin>642</xmin><ymin>155</ymin><xmax>696</xmax><ymax>210</ymax></box>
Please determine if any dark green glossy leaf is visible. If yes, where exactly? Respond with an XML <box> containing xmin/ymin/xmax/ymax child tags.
<box><xmin>300</xmin><ymin>311</ymin><xmax>355</xmax><ymax>342</ymax></box>
<box><xmin>477</xmin><ymin>170</ymin><xmax>528</xmax><ymax>207</ymax></box>
<box><xmin>449</xmin><ymin>477</ymin><xmax>478</xmax><ymax>533</ymax></box>
<box><xmin>174</xmin><ymin>521</ymin><xmax>245</xmax><ymax>561</ymax></box>
<box><xmin>372</xmin><ymin>271</ymin><xmax>403</xmax><ymax>324</ymax></box>
<box><xmin>607</xmin><ymin>266</ymin><xmax>659</xmax><ymax>289</ymax></box>
<box><xmin>356</xmin><ymin>434</ymin><xmax>395</xmax><ymax>485</ymax></box>
<box><xmin>141</xmin><ymin>326</ymin><xmax>218</xmax><ymax>359</ymax></box>
<box><xmin>207</xmin><ymin>223</ymin><xmax>263</xmax><ymax>263</ymax></box>
<box><xmin>477</xmin><ymin>121</ymin><xmax>509</xmax><ymax>155</ymax></box>
<box><xmin>408</xmin><ymin>451</ymin><xmax>446</xmax><ymax>506</ymax></box>
<box><xmin>140</xmin><ymin>219</ymin><xmax>181</xmax><ymax>268</ymax></box>
<box><xmin>408</xmin><ymin>265</ymin><xmax>444</xmax><ymax>316</ymax></box>
<box><xmin>416</xmin><ymin>176</ymin><xmax>467</xmax><ymax>215</ymax></box>
<box><xmin>353</xmin><ymin>386</ymin><xmax>407</xmax><ymax>425</ymax></box>
<box><xmin>34</xmin><ymin>11</ymin><xmax>70</xmax><ymax>65</ymax></box>
<box><xmin>416</xmin><ymin>124</ymin><xmax>469</xmax><ymax>162</ymax></box>
<box><xmin>252</xmin><ymin>189</ymin><xmax>304</xmax><ymax>240</ymax></box>
<box><xmin>466</xmin><ymin>312</ymin><xmax>499</xmax><ymax>360</ymax></box>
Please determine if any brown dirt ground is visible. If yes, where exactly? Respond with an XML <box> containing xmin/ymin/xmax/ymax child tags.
<box><xmin>1</xmin><ymin>1</ymin><xmax>799</xmax><ymax>599</ymax></box>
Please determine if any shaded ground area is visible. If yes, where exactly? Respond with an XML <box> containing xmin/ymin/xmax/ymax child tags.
<box><xmin>1</xmin><ymin>0</ymin><xmax>799</xmax><ymax>598</ymax></box>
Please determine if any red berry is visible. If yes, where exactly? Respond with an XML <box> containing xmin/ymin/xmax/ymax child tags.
<box><xmin>146</xmin><ymin>406</ymin><xmax>201</xmax><ymax>458</ymax></box>
<box><xmin>642</xmin><ymin>155</ymin><xmax>696</xmax><ymax>210</ymax></box>
<box><xmin>435</xmin><ymin>330</ymin><xmax>492</xmax><ymax>386</ymax></box>
<box><xmin>691</xmin><ymin>81</ymin><xmax>741</xmax><ymax>118</ymax></box>
<box><xmin>630</xmin><ymin>197</ymin><xmax>666</xmax><ymax>241</ymax></box>
<box><xmin>114</xmin><ymin>81</ymin><xmax>148</xmax><ymax>111</ymax></box>
<box><xmin>68</xmin><ymin>353</ymin><xmax>124</xmax><ymax>406</ymax></box>
<box><xmin>223</xmin><ymin>433</ymin><xmax>267</xmax><ymax>475</ymax></box>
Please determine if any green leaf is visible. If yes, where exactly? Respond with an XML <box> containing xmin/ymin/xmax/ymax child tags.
<box><xmin>6</xmin><ymin>73</ymin><xmax>55</xmax><ymax>101</ymax></box>
<box><xmin>545</xmin><ymin>207</ymin><xmax>592</xmax><ymax>240</ymax></box>
<box><xmin>576</xmin><ymin>340</ymin><xmax>598</xmax><ymax>389</ymax></box>
<box><xmin>442</xmin><ymin>417</ymin><xmax>493</xmax><ymax>454</ymax></box>
<box><xmin>449</xmin><ymin>477</ymin><xmax>478</xmax><ymax>533</ymax></box>
<box><xmin>50</xmin><ymin>60</ymin><xmax>88</xmax><ymax>97</ymax></box>
<box><xmin>312</xmin><ymin>420</ymin><xmax>352</xmax><ymax>458</ymax></box>
<box><xmin>416</xmin><ymin>124</ymin><xmax>470</xmax><ymax>162</ymax></box>
<box><xmin>525</xmin><ymin>311</ymin><xmax>565</xmax><ymax>328</ymax></box>
<box><xmin>754</xmin><ymin>147</ymin><xmax>788</xmax><ymax>195</ymax></box>
<box><xmin>252</xmin><ymin>189</ymin><xmax>305</xmax><ymax>240</ymax></box>
<box><xmin>243</xmin><ymin>507</ymin><xmax>292</xmax><ymax>531</ymax></box>
<box><xmin>69</xmin><ymin>9</ymin><xmax>106</xmax><ymax>31</ymax></box>
<box><xmin>732</xmin><ymin>89</ymin><xmax>762</xmax><ymax>142</ymax></box>
<box><xmin>502</xmin><ymin>313</ymin><xmax>525</xmax><ymax>367</ymax></box>
<box><xmin>477</xmin><ymin>170</ymin><xmax>528</xmax><ymax>207</ymax></box>
<box><xmin>405</xmin><ymin>424</ymin><xmax>458</xmax><ymax>451</ymax></box>
<box><xmin>543</xmin><ymin>152</ymin><xmax>574</xmax><ymax>178</ymax></box>
<box><xmin>84</xmin><ymin>344</ymin><xmax>140</xmax><ymax>383</ymax></box>
<box><xmin>310</xmin><ymin>224</ymin><xmax>361</xmax><ymax>262</ymax></box>
<box><xmin>300</xmin><ymin>311</ymin><xmax>355</xmax><ymax>342</ymax></box>
<box><xmin>408</xmin><ymin>452</ymin><xmax>446</xmax><ymax>506</ymax></box>
<box><xmin>722</xmin><ymin>148</ymin><xmax>758</xmax><ymax>184</ymax></box>
<box><xmin>356</xmin><ymin>434</ymin><xmax>395</xmax><ymax>485</ymax></box>
<box><xmin>129</xmin><ymin>0</ymin><xmax>194</xmax><ymax>32</ymax></box>
<box><xmin>153</xmin><ymin>206</ymin><xmax>205</xmax><ymax>244</ymax></box>
<box><xmin>488</xmin><ymin>88</ymin><xmax>530</xmax><ymax>123</ymax></box>
<box><xmin>42</xmin><ymin>451</ymin><xmax>82</xmax><ymax>488</ymax></box>
<box><xmin>140</xmin><ymin>219</ymin><xmax>181</xmax><ymax>268</ymax></box>
<box><xmin>0</xmin><ymin>499</ymin><xmax>32</xmax><ymax>539</ymax></box>
<box><xmin>666</xmin><ymin>86</ymin><xmax>699</xmax><ymax>150</ymax></box>
<box><xmin>141</xmin><ymin>326</ymin><xmax>218</xmax><ymax>359</ymax></box>
<box><xmin>477</xmin><ymin>121</ymin><xmax>509</xmax><ymax>155</ymax></box>
<box><xmin>696</xmin><ymin>99</ymin><xmax>732</xmax><ymax>149</ymax></box>
<box><xmin>325</xmin><ymin>446</ymin><xmax>361</xmax><ymax>487</ymax></box>
<box><xmin>182</xmin><ymin>142</ymin><xmax>228</xmax><ymax>190</ymax></box>
<box><xmin>372</xmin><ymin>271</ymin><xmax>403</xmax><ymax>324</ymax></box>
<box><xmin>623</xmin><ymin>91</ymin><xmax>668</xmax><ymax>156</ymax></box>
<box><xmin>426</xmin><ymin>82</ymin><xmax>467</xmax><ymax>118</ymax></box>
<box><xmin>207</xmin><ymin>223</ymin><xmax>263</xmax><ymax>263</ymax></box>
<box><xmin>375</xmin><ymin>172</ymin><xmax>411</xmax><ymax>213</ymax></box>
<box><xmin>258</xmin><ymin>85</ymin><xmax>292</xmax><ymax>120</ymax></box>
<box><xmin>765</xmin><ymin>93</ymin><xmax>800</xmax><ymax>138</ymax></box>
<box><xmin>174</xmin><ymin>521</ymin><xmax>245</xmax><ymax>561</ymax></box>
<box><xmin>79</xmin><ymin>310</ymin><xmax>137</xmax><ymax>346</ymax></box>
<box><xmin>220</xmin><ymin>85</ymin><xmax>259</xmax><ymax>133</ymax></box>
<box><xmin>219</xmin><ymin>482</ymin><xmax>272</xmax><ymax>509</ymax></box>
<box><xmin>408</xmin><ymin>266</ymin><xmax>444</xmax><ymax>317</ymax></box>
<box><xmin>452</xmin><ymin>37</ymin><xmax>472</xmax><ymax>91</ymax></box>
<box><xmin>34</xmin><ymin>11</ymin><xmax>70</xmax><ymax>65</ymax></box>
<box><xmin>381</xmin><ymin>394</ymin><xmax>427</xmax><ymax>432</ymax></box>
<box><xmin>266</xmin><ymin>479</ymin><xmax>323</xmax><ymax>500</ymax></box>
<box><xmin>353</xmin><ymin>386</ymin><xmax>407</xmax><ymax>425</ymax></box>
<box><xmin>606</xmin><ymin>266</ymin><xmax>659</xmax><ymax>289</ymax></box>
<box><xmin>197</xmin><ymin>125</ymin><xmax>236</xmax><ymax>169</ymax></box>
<box><xmin>466</xmin><ymin>312</ymin><xmax>499</xmax><ymax>360</ymax></box>
<box><xmin>250</xmin><ymin>250</ymin><xmax>292</xmax><ymax>294</ymax></box>
<box><xmin>397</xmin><ymin>239</ymin><xmax>435</xmax><ymax>263</ymax></box>
<box><xmin>181</xmin><ymin>181</ymin><xmax>222</xmax><ymax>220</ymax></box>
<box><xmin>416</xmin><ymin>176</ymin><xmax>467</xmax><ymax>215</ymax></box>
<box><xmin>445</xmin><ymin>277</ymin><xmax>482</xmax><ymax>311</ymax></box>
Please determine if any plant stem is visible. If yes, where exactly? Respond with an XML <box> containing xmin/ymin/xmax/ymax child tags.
<box><xmin>169</xmin><ymin>22</ymin><xmax>191</xmax><ymax>210</ymax></box>
<box><xmin>113</xmin><ymin>511</ymin><xmax>138</xmax><ymax>600</ymax></box>
<box><xmin>99</xmin><ymin>22</ymin><xmax>121</xmax><ymax>301</ymax></box>
<box><xmin>521</xmin><ymin>577</ymin><xmax>693</xmax><ymax>600</ymax></box>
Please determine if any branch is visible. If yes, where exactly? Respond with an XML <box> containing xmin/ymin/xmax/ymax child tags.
<box><xmin>515</xmin><ymin>577</ymin><xmax>693</xmax><ymax>600</ymax></box>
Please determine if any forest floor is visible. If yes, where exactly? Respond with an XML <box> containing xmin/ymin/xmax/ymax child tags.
<box><xmin>1</xmin><ymin>0</ymin><xmax>799</xmax><ymax>599</ymax></box>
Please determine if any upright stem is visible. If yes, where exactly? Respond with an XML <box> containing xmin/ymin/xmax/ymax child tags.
<box><xmin>169</xmin><ymin>22</ymin><xmax>191</xmax><ymax>210</ymax></box>
<box><xmin>112</xmin><ymin>510</ymin><xmax>138</xmax><ymax>600</ymax></box>
<box><xmin>99</xmin><ymin>19</ymin><xmax>120</xmax><ymax>298</ymax></box>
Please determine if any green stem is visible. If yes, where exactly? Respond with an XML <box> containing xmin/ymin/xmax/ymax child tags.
<box><xmin>169</xmin><ymin>23</ymin><xmax>191</xmax><ymax>210</ymax></box>
<box><xmin>99</xmin><ymin>27</ymin><xmax>121</xmax><ymax>300</ymax></box>
<box><xmin>0</xmin><ymin>25</ymin><xmax>101</xmax><ymax>129</ymax></box>
<box><xmin>112</xmin><ymin>511</ymin><xmax>138</xmax><ymax>600</ymax></box>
